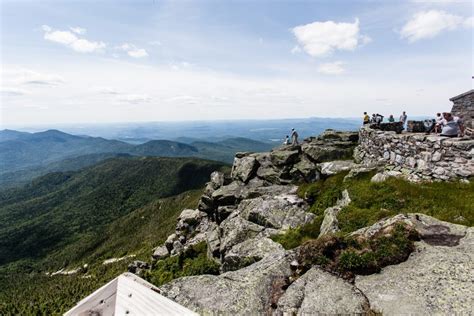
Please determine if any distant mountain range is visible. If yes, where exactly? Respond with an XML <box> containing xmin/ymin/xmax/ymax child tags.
<box><xmin>0</xmin><ymin>129</ymin><xmax>273</xmax><ymax>188</ymax></box>
<box><xmin>9</xmin><ymin>117</ymin><xmax>361</xmax><ymax>143</ymax></box>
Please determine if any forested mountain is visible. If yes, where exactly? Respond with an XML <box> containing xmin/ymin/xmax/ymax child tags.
<box><xmin>0</xmin><ymin>156</ymin><xmax>228</xmax><ymax>270</ymax></box>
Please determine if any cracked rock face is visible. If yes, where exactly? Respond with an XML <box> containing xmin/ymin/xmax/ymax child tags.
<box><xmin>354</xmin><ymin>215</ymin><xmax>474</xmax><ymax>315</ymax></box>
<box><xmin>238</xmin><ymin>190</ymin><xmax>314</xmax><ymax>230</ymax></box>
<box><xmin>276</xmin><ymin>267</ymin><xmax>367</xmax><ymax>315</ymax></box>
<box><xmin>160</xmin><ymin>251</ymin><xmax>295</xmax><ymax>315</ymax></box>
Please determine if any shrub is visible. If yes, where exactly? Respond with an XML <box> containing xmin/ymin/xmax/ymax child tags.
<box><xmin>144</xmin><ymin>242</ymin><xmax>220</xmax><ymax>286</ymax></box>
<box><xmin>297</xmin><ymin>223</ymin><xmax>419</xmax><ymax>277</ymax></box>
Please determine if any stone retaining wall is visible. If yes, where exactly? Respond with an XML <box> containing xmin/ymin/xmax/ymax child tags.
<box><xmin>355</xmin><ymin>127</ymin><xmax>474</xmax><ymax>181</ymax></box>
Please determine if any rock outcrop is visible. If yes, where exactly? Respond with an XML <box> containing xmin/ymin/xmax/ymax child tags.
<box><xmin>149</xmin><ymin>129</ymin><xmax>473</xmax><ymax>315</ymax></box>
<box><xmin>155</xmin><ymin>130</ymin><xmax>359</xmax><ymax>270</ymax></box>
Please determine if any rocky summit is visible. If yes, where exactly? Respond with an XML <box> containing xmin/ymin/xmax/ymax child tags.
<box><xmin>149</xmin><ymin>129</ymin><xmax>473</xmax><ymax>315</ymax></box>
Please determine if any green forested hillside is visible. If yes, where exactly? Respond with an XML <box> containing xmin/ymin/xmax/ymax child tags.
<box><xmin>0</xmin><ymin>156</ymin><xmax>227</xmax><ymax>269</ymax></box>
<box><xmin>0</xmin><ymin>189</ymin><xmax>205</xmax><ymax>315</ymax></box>
<box><xmin>0</xmin><ymin>156</ymin><xmax>229</xmax><ymax>314</ymax></box>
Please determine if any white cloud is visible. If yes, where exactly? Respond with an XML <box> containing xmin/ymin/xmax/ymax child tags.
<box><xmin>95</xmin><ymin>87</ymin><xmax>151</xmax><ymax>104</ymax></box>
<box><xmin>4</xmin><ymin>68</ymin><xmax>64</xmax><ymax>86</ymax></box>
<box><xmin>70</xmin><ymin>26</ymin><xmax>86</xmax><ymax>35</ymax></box>
<box><xmin>96</xmin><ymin>87</ymin><xmax>120</xmax><ymax>95</ymax></box>
<box><xmin>464</xmin><ymin>16</ymin><xmax>474</xmax><ymax>28</ymax></box>
<box><xmin>292</xmin><ymin>18</ymin><xmax>370</xmax><ymax>57</ymax></box>
<box><xmin>317</xmin><ymin>61</ymin><xmax>346</xmax><ymax>75</ymax></box>
<box><xmin>118</xmin><ymin>43</ymin><xmax>149</xmax><ymax>58</ymax></box>
<box><xmin>42</xmin><ymin>25</ymin><xmax>106</xmax><ymax>53</ymax></box>
<box><xmin>400</xmin><ymin>10</ymin><xmax>471</xmax><ymax>42</ymax></box>
<box><xmin>116</xmin><ymin>93</ymin><xmax>151</xmax><ymax>104</ymax></box>
<box><xmin>1</xmin><ymin>87</ymin><xmax>29</xmax><ymax>96</ymax></box>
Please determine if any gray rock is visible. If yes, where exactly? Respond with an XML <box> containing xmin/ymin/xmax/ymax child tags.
<box><xmin>209</xmin><ymin>171</ymin><xmax>225</xmax><ymax>189</ymax></box>
<box><xmin>355</xmin><ymin>215</ymin><xmax>473</xmax><ymax>315</ymax></box>
<box><xmin>293</xmin><ymin>156</ymin><xmax>320</xmax><ymax>182</ymax></box>
<box><xmin>276</xmin><ymin>267</ymin><xmax>366</xmax><ymax>315</ymax></box>
<box><xmin>152</xmin><ymin>246</ymin><xmax>169</xmax><ymax>260</ymax></box>
<box><xmin>232</xmin><ymin>156</ymin><xmax>259</xmax><ymax>183</ymax></box>
<box><xmin>222</xmin><ymin>237</ymin><xmax>284</xmax><ymax>272</ymax></box>
<box><xmin>371</xmin><ymin>172</ymin><xmax>389</xmax><ymax>183</ymax></box>
<box><xmin>318</xmin><ymin>160</ymin><xmax>356</xmax><ymax>175</ymax></box>
<box><xmin>270</xmin><ymin>148</ymin><xmax>300</xmax><ymax>166</ymax></box>
<box><xmin>164</xmin><ymin>233</ymin><xmax>178</xmax><ymax>251</ymax></box>
<box><xmin>238</xmin><ymin>193</ymin><xmax>313</xmax><ymax>230</ymax></box>
<box><xmin>302</xmin><ymin>143</ymin><xmax>353</xmax><ymax>163</ymax></box>
<box><xmin>219</xmin><ymin>216</ymin><xmax>265</xmax><ymax>253</ymax></box>
<box><xmin>160</xmin><ymin>251</ymin><xmax>295</xmax><ymax>315</ymax></box>
<box><xmin>319</xmin><ymin>190</ymin><xmax>351</xmax><ymax>236</ymax></box>
<box><xmin>171</xmin><ymin>240</ymin><xmax>184</xmax><ymax>256</ymax></box>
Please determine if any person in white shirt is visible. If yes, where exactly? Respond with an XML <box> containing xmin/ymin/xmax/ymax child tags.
<box><xmin>283</xmin><ymin>135</ymin><xmax>290</xmax><ymax>145</ymax></box>
<box><xmin>399</xmin><ymin>111</ymin><xmax>407</xmax><ymax>131</ymax></box>
<box><xmin>440</xmin><ymin>113</ymin><xmax>459</xmax><ymax>138</ymax></box>
<box><xmin>291</xmin><ymin>129</ymin><xmax>299</xmax><ymax>145</ymax></box>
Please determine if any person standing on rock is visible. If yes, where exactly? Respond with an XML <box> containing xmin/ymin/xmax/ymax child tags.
<box><xmin>399</xmin><ymin>111</ymin><xmax>407</xmax><ymax>130</ymax></box>
<box><xmin>291</xmin><ymin>128</ymin><xmax>299</xmax><ymax>145</ymax></box>
<box><xmin>363</xmin><ymin>112</ymin><xmax>370</xmax><ymax>124</ymax></box>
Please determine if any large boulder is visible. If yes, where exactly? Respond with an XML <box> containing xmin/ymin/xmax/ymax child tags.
<box><xmin>302</xmin><ymin>143</ymin><xmax>353</xmax><ymax>163</ymax></box>
<box><xmin>276</xmin><ymin>267</ymin><xmax>367</xmax><ymax>315</ymax></box>
<box><xmin>353</xmin><ymin>214</ymin><xmax>473</xmax><ymax>315</ymax></box>
<box><xmin>160</xmin><ymin>251</ymin><xmax>295</xmax><ymax>315</ymax></box>
<box><xmin>219</xmin><ymin>215</ymin><xmax>265</xmax><ymax>253</ymax></box>
<box><xmin>270</xmin><ymin>147</ymin><xmax>300</xmax><ymax>166</ymax></box>
<box><xmin>318</xmin><ymin>160</ymin><xmax>356</xmax><ymax>175</ymax></box>
<box><xmin>353</xmin><ymin>214</ymin><xmax>474</xmax><ymax>315</ymax></box>
<box><xmin>232</xmin><ymin>156</ymin><xmax>259</xmax><ymax>183</ymax></box>
<box><xmin>222</xmin><ymin>237</ymin><xmax>284</xmax><ymax>272</ymax></box>
<box><xmin>238</xmin><ymin>193</ymin><xmax>314</xmax><ymax>230</ymax></box>
<box><xmin>152</xmin><ymin>246</ymin><xmax>169</xmax><ymax>260</ymax></box>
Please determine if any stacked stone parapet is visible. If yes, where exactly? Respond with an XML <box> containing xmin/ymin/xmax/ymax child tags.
<box><xmin>355</xmin><ymin>127</ymin><xmax>474</xmax><ymax>181</ymax></box>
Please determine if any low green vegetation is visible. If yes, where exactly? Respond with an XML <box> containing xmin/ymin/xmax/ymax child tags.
<box><xmin>275</xmin><ymin>171</ymin><xmax>473</xmax><ymax>250</ymax></box>
<box><xmin>144</xmin><ymin>242</ymin><xmax>220</xmax><ymax>286</ymax></box>
<box><xmin>297</xmin><ymin>223</ymin><xmax>419</xmax><ymax>278</ymax></box>
<box><xmin>271</xmin><ymin>216</ymin><xmax>324</xmax><ymax>250</ymax></box>
<box><xmin>339</xmin><ymin>173</ymin><xmax>473</xmax><ymax>232</ymax></box>
<box><xmin>297</xmin><ymin>171</ymin><xmax>347</xmax><ymax>215</ymax></box>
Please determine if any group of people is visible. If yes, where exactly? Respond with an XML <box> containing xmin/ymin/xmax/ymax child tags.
<box><xmin>425</xmin><ymin>112</ymin><xmax>468</xmax><ymax>137</ymax></box>
<box><xmin>363</xmin><ymin>110</ymin><xmax>469</xmax><ymax>137</ymax></box>
<box><xmin>363</xmin><ymin>111</ymin><xmax>408</xmax><ymax>126</ymax></box>
<box><xmin>283</xmin><ymin>128</ymin><xmax>299</xmax><ymax>145</ymax></box>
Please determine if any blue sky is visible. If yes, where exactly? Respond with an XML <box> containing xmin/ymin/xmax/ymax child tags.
<box><xmin>1</xmin><ymin>0</ymin><xmax>472</xmax><ymax>127</ymax></box>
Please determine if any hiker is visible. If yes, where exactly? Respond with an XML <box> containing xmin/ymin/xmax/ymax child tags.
<box><xmin>371</xmin><ymin>114</ymin><xmax>377</xmax><ymax>123</ymax></box>
<box><xmin>291</xmin><ymin>128</ymin><xmax>299</xmax><ymax>145</ymax></box>
<box><xmin>363</xmin><ymin>112</ymin><xmax>370</xmax><ymax>124</ymax></box>
<box><xmin>283</xmin><ymin>135</ymin><xmax>290</xmax><ymax>145</ymax></box>
<box><xmin>375</xmin><ymin>113</ymin><xmax>384</xmax><ymax>124</ymax></box>
<box><xmin>440</xmin><ymin>113</ymin><xmax>459</xmax><ymax>138</ymax></box>
<box><xmin>434</xmin><ymin>113</ymin><xmax>443</xmax><ymax>133</ymax></box>
<box><xmin>399</xmin><ymin>111</ymin><xmax>407</xmax><ymax>130</ymax></box>
<box><xmin>388</xmin><ymin>114</ymin><xmax>395</xmax><ymax>123</ymax></box>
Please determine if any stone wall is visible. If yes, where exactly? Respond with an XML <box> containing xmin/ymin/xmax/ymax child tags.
<box><xmin>450</xmin><ymin>89</ymin><xmax>473</xmax><ymax>129</ymax></box>
<box><xmin>355</xmin><ymin>127</ymin><xmax>474</xmax><ymax>181</ymax></box>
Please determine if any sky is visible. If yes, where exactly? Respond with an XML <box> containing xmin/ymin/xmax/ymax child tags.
<box><xmin>0</xmin><ymin>0</ymin><xmax>472</xmax><ymax>127</ymax></box>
